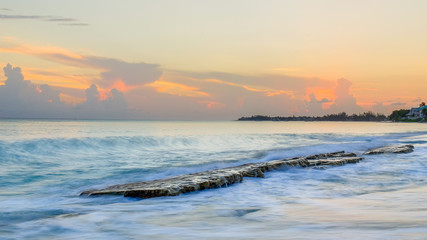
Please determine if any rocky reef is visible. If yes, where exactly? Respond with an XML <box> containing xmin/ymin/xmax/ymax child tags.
<box><xmin>81</xmin><ymin>151</ymin><xmax>361</xmax><ymax>198</ymax></box>
<box><xmin>364</xmin><ymin>144</ymin><xmax>414</xmax><ymax>155</ymax></box>
<box><xmin>81</xmin><ymin>145</ymin><xmax>413</xmax><ymax>199</ymax></box>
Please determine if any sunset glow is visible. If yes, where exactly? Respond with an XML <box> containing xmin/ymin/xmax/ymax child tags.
<box><xmin>147</xmin><ymin>80</ymin><xmax>210</xmax><ymax>98</ymax></box>
<box><xmin>0</xmin><ymin>0</ymin><xmax>426</xmax><ymax>120</ymax></box>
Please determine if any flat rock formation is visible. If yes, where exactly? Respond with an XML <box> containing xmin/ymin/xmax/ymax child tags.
<box><xmin>81</xmin><ymin>145</ymin><xmax>414</xmax><ymax>199</ymax></box>
<box><xmin>81</xmin><ymin>151</ymin><xmax>362</xmax><ymax>198</ymax></box>
<box><xmin>364</xmin><ymin>144</ymin><xmax>414</xmax><ymax>155</ymax></box>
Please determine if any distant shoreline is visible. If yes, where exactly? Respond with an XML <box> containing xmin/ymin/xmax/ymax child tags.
<box><xmin>237</xmin><ymin>112</ymin><xmax>388</xmax><ymax>122</ymax></box>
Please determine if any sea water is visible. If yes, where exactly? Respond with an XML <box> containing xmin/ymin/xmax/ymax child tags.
<box><xmin>0</xmin><ymin>120</ymin><xmax>426</xmax><ymax>239</ymax></box>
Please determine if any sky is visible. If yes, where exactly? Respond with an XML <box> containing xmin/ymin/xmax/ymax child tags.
<box><xmin>0</xmin><ymin>0</ymin><xmax>426</xmax><ymax>120</ymax></box>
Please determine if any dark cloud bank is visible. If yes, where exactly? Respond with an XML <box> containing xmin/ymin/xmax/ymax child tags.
<box><xmin>0</xmin><ymin>62</ymin><xmax>369</xmax><ymax>120</ymax></box>
<box><xmin>0</xmin><ymin>64</ymin><xmax>128</xmax><ymax>119</ymax></box>
<box><xmin>159</xmin><ymin>71</ymin><xmax>365</xmax><ymax>119</ymax></box>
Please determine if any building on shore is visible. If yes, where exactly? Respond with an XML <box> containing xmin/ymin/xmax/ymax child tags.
<box><xmin>407</xmin><ymin>104</ymin><xmax>427</xmax><ymax>119</ymax></box>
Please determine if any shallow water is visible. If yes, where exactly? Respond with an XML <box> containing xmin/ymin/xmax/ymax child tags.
<box><xmin>0</xmin><ymin>120</ymin><xmax>426</xmax><ymax>239</ymax></box>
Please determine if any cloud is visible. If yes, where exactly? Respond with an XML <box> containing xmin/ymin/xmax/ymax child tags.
<box><xmin>34</xmin><ymin>54</ymin><xmax>162</xmax><ymax>88</ymax></box>
<box><xmin>305</xmin><ymin>93</ymin><xmax>332</xmax><ymax>116</ymax></box>
<box><xmin>1</xmin><ymin>41</ymin><xmax>371</xmax><ymax>120</ymax></box>
<box><xmin>45</xmin><ymin>17</ymin><xmax>77</xmax><ymax>22</ymax></box>
<box><xmin>58</xmin><ymin>23</ymin><xmax>90</xmax><ymax>26</ymax></box>
<box><xmin>371</xmin><ymin>100</ymin><xmax>414</xmax><ymax>115</ymax></box>
<box><xmin>152</xmin><ymin>71</ymin><xmax>335</xmax><ymax>118</ymax></box>
<box><xmin>0</xmin><ymin>41</ymin><xmax>163</xmax><ymax>89</ymax></box>
<box><xmin>372</xmin><ymin>102</ymin><xmax>388</xmax><ymax>114</ymax></box>
<box><xmin>327</xmin><ymin>78</ymin><xmax>363</xmax><ymax>114</ymax></box>
<box><xmin>183</xmin><ymin>71</ymin><xmax>333</xmax><ymax>99</ymax></box>
<box><xmin>0</xmin><ymin>14</ymin><xmax>42</xmax><ymax>19</ymax></box>
<box><xmin>84</xmin><ymin>84</ymin><xmax>100</xmax><ymax>107</ymax></box>
<box><xmin>390</xmin><ymin>102</ymin><xmax>406</xmax><ymax>106</ymax></box>
<box><xmin>0</xmin><ymin>64</ymin><xmax>66</xmax><ymax>118</ymax></box>
<box><xmin>0</xmin><ymin>62</ymin><xmax>370</xmax><ymax>120</ymax></box>
<box><xmin>0</xmin><ymin>64</ymin><xmax>129</xmax><ymax>119</ymax></box>
<box><xmin>0</xmin><ymin>13</ymin><xmax>88</xmax><ymax>26</ymax></box>
<box><xmin>104</xmin><ymin>88</ymin><xmax>127</xmax><ymax>111</ymax></box>
<box><xmin>47</xmin><ymin>54</ymin><xmax>163</xmax><ymax>88</ymax></box>
<box><xmin>75</xmin><ymin>84</ymin><xmax>128</xmax><ymax>119</ymax></box>
<box><xmin>4</xmin><ymin>61</ymin><xmax>25</xmax><ymax>86</ymax></box>
<box><xmin>133</xmin><ymin>71</ymin><xmax>314</xmax><ymax>120</ymax></box>
<box><xmin>132</xmin><ymin>70</ymin><xmax>365</xmax><ymax>119</ymax></box>
<box><xmin>127</xmin><ymin>82</ymin><xmax>303</xmax><ymax>120</ymax></box>
<box><xmin>147</xmin><ymin>80</ymin><xmax>210</xmax><ymax>98</ymax></box>
<box><xmin>90</xmin><ymin>57</ymin><xmax>163</xmax><ymax>88</ymax></box>
<box><xmin>0</xmin><ymin>41</ymin><xmax>85</xmax><ymax>60</ymax></box>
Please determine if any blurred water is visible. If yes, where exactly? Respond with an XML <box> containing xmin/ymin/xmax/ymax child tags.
<box><xmin>0</xmin><ymin>120</ymin><xmax>427</xmax><ymax>239</ymax></box>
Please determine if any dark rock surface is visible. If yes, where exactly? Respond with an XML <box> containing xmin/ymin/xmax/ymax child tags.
<box><xmin>363</xmin><ymin>144</ymin><xmax>414</xmax><ymax>155</ymax></box>
<box><xmin>81</xmin><ymin>145</ymin><xmax>414</xmax><ymax>199</ymax></box>
<box><xmin>81</xmin><ymin>151</ymin><xmax>363</xmax><ymax>199</ymax></box>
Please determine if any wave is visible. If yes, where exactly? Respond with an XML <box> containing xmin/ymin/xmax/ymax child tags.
<box><xmin>0</xmin><ymin>130</ymin><xmax>425</xmax><ymax>189</ymax></box>
<box><xmin>0</xmin><ymin>131</ymin><xmax>422</xmax><ymax>164</ymax></box>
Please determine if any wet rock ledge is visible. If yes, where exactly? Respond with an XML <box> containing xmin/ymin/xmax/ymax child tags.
<box><xmin>364</xmin><ymin>144</ymin><xmax>414</xmax><ymax>155</ymax></box>
<box><xmin>81</xmin><ymin>145</ymin><xmax>413</xmax><ymax>199</ymax></box>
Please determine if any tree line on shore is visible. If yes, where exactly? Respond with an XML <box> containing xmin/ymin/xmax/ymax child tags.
<box><xmin>238</xmin><ymin>112</ymin><xmax>388</xmax><ymax>121</ymax></box>
<box><xmin>238</xmin><ymin>110</ymin><xmax>421</xmax><ymax>122</ymax></box>
<box><xmin>239</xmin><ymin>102</ymin><xmax>427</xmax><ymax>122</ymax></box>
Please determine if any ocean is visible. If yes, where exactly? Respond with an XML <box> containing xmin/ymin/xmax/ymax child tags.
<box><xmin>0</xmin><ymin>120</ymin><xmax>426</xmax><ymax>239</ymax></box>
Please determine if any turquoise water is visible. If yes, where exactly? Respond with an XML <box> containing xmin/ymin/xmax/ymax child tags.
<box><xmin>1</xmin><ymin>120</ymin><xmax>427</xmax><ymax>239</ymax></box>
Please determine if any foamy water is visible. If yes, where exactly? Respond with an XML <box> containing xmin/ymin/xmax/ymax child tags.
<box><xmin>1</xmin><ymin>120</ymin><xmax>427</xmax><ymax>239</ymax></box>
